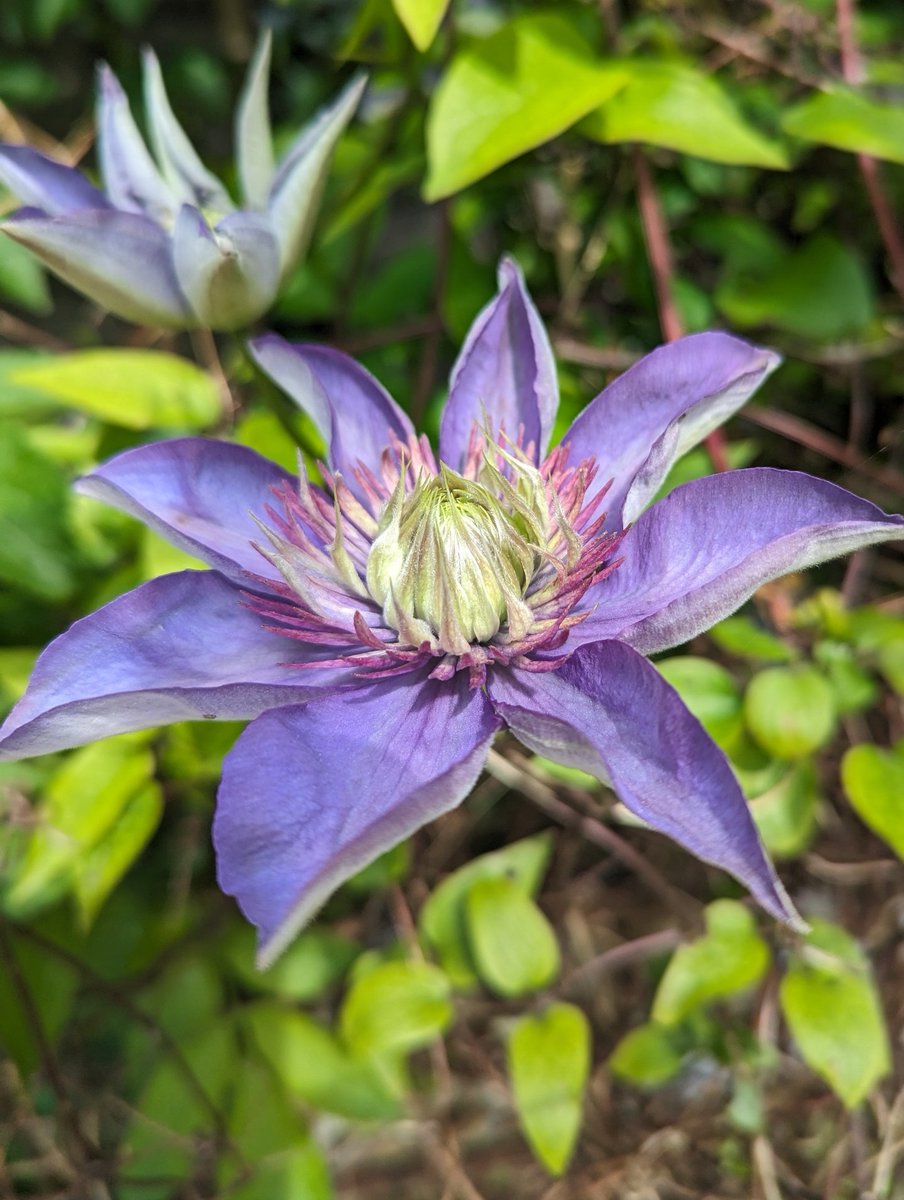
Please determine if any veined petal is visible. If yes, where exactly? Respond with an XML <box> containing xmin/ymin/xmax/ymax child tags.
<box><xmin>249</xmin><ymin>334</ymin><xmax>414</xmax><ymax>493</ymax></box>
<box><xmin>76</xmin><ymin>437</ymin><xmax>292</xmax><ymax>585</ymax></box>
<box><xmin>0</xmin><ymin>145</ymin><xmax>111</xmax><ymax>215</ymax></box>
<box><xmin>215</xmin><ymin>671</ymin><xmax>500</xmax><ymax>966</ymax></box>
<box><xmin>440</xmin><ymin>257</ymin><xmax>558</xmax><ymax>470</ymax></box>
<box><xmin>173</xmin><ymin>205</ymin><xmax>279</xmax><ymax>330</ymax></box>
<box><xmin>0</xmin><ymin>208</ymin><xmax>190</xmax><ymax>326</ymax></box>
<box><xmin>142</xmin><ymin>48</ymin><xmax>233</xmax><ymax>215</ymax></box>
<box><xmin>96</xmin><ymin>62</ymin><xmax>174</xmax><ymax>222</ymax></box>
<box><xmin>267</xmin><ymin>73</ymin><xmax>366</xmax><ymax>277</ymax></box>
<box><xmin>235</xmin><ymin>30</ymin><xmax>275</xmax><ymax>209</ymax></box>
<box><xmin>489</xmin><ymin>642</ymin><xmax>801</xmax><ymax>928</ymax></box>
<box><xmin>563</xmin><ymin>333</ymin><xmax>780</xmax><ymax>528</ymax></box>
<box><xmin>0</xmin><ymin>570</ymin><xmax>341</xmax><ymax>761</ymax></box>
<box><xmin>572</xmin><ymin>468</ymin><xmax>904</xmax><ymax>655</ymax></box>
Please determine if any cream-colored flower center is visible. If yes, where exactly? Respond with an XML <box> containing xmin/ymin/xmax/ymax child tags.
<box><xmin>367</xmin><ymin>461</ymin><xmax>547</xmax><ymax>655</ymax></box>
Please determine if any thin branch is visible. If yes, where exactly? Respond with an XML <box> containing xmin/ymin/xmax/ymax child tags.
<box><xmin>559</xmin><ymin>928</ymin><xmax>683</xmax><ymax>997</ymax></box>
<box><xmin>0</xmin><ymin>921</ymin><xmax>99</xmax><ymax>1168</ymax></box>
<box><xmin>485</xmin><ymin>748</ymin><xmax>701</xmax><ymax>920</ymax></box>
<box><xmin>836</xmin><ymin>0</ymin><xmax>904</xmax><ymax>301</ymax></box>
<box><xmin>632</xmin><ymin>145</ymin><xmax>729</xmax><ymax>471</ymax></box>
<box><xmin>738</xmin><ymin>405</ymin><xmax>904</xmax><ymax>499</ymax></box>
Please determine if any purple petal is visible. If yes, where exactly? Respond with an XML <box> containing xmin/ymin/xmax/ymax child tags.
<box><xmin>249</xmin><ymin>334</ymin><xmax>414</xmax><ymax>492</ymax></box>
<box><xmin>440</xmin><ymin>257</ymin><xmax>558</xmax><ymax>469</ymax></box>
<box><xmin>96</xmin><ymin>62</ymin><xmax>174</xmax><ymax>222</ymax></box>
<box><xmin>0</xmin><ymin>145</ymin><xmax>111</xmax><ymax>215</ymax></box>
<box><xmin>0</xmin><ymin>208</ymin><xmax>190</xmax><ymax>326</ymax></box>
<box><xmin>267</xmin><ymin>74</ymin><xmax>366</xmax><ymax>277</ymax></box>
<box><xmin>76</xmin><ymin>438</ymin><xmax>292</xmax><ymax>585</ymax></box>
<box><xmin>215</xmin><ymin>671</ymin><xmax>500</xmax><ymax>966</ymax></box>
<box><xmin>142</xmin><ymin>49</ymin><xmax>233</xmax><ymax>216</ymax></box>
<box><xmin>0</xmin><ymin>570</ymin><xmax>341</xmax><ymax>761</ymax></box>
<box><xmin>571</xmin><ymin>468</ymin><xmax>904</xmax><ymax>656</ymax></box>
<box><xmin>489</xmin><ymin>642</ymin><xmax>800</xmax><ymax>927</ymax></box>
<box><xmin>563</xmin><ymin>333</ymin><xmax>780</xmax><ymax>528</ymax></box>
<box><xmin>173</xmin><ymin>206</ymin><xmax>280</xmax><ymax>330</ymax></box>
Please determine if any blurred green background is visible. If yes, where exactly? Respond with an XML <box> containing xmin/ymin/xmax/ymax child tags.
<box><xmin>0</xmin><ymin>1</ymin><xmax>903</xmax><ymax>1197</ymax></box>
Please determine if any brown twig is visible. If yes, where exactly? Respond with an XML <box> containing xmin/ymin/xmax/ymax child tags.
<box><xmin>738</xmin><ymin>405</ymin><xmax>904</xmax><ymax>499</ymax></box>
<box><xmin>632</xmin><ymin>146</ymin><xmax>729</xmax><ymax>471</ymax></box>
<box><xmin>411</xmin><ymin>200</ymin><xmax>452</xmax><ymax>425</ymax></box>
<box><xmin>559</xmin><ymin>927</ymin><xmax>683</xmax><ymax>997</ymax></box>
<box><xmin>837</xmin><ymin>0</ymin><xmax>904</xmax><ymax>302</ymax></box>
<box><xmin>485</xmin><ymin>747</ymin><xmax>701</xmax><ymax>921</ymax></box>
<box><xmin>0</xmin><ymin>921</ymin><xmax>99</xmax><ymax>1170</ymax></box>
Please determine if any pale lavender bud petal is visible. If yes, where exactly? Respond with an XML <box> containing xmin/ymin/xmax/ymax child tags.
<box><xmin>96</xmin><ymin>62</ymin><xmax>174</xmax><ymax>221</ymax></box>
<box><xmin>0</xmin><ymin>208</ymin><xmax>191</xmax><ymax>326</ymax></box>
<box><xmin>267</xmin><ymin>73</ymin><xmax>367</xmax><ymax>278</ymax></box>
<box><xmin>141</xmin><ymin>47</ymin><xmax>234</xmax><ymax>216</ymax></box>
<box><xmin>235</xmin><ymin>30</ymin><xmax>275</xmax><ymax>209</ymax></box>
<box><xmin>172</xmin><ymin>205</ymin><xmax>280</xmax><ymax>329</ymax></box>
<box><xmin>0</xmin><ymin>144</ymin><xmax>111</xmax><ymax>215</ymax></box>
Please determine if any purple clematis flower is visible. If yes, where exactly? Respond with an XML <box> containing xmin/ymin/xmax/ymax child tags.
<box><xmin>2</xmin><ymin>259</ymin><xmax>902</xmax><ymax>966</ymax></box>
<box><xmin>0</xmin><ymin>34</ymin><xmax>364</xmax><ymax>330</ymax></box>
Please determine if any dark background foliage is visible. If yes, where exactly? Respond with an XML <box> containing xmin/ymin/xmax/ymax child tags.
<box><xmin>0</xmin><ymin>1</ymin><xmax>903</xmax><ymax>1197</ymax></box>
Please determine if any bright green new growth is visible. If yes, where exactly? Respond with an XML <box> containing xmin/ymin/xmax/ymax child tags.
<box><xmin>366</xmin><ymin>452</ymin><xmax>551</xmax><ymax>655</ymax></box>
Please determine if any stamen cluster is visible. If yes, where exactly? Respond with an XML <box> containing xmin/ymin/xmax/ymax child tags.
<box><xmin>246</xmin><ymin>429</ymin><xmax>625</xmax><ymax>688</ymax></box>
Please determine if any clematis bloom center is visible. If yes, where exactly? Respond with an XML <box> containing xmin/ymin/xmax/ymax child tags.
<box><xmin>248</xmin><ymin>429</ymin><xmax>625</xmax><ymax>687</ymax></box>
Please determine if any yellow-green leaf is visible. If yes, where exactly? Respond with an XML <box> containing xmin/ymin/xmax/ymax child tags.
<box><xmin>11</xmin><ymin>349</ymin><xmax>221</xmax><ymax>430</ymax></box>
<box><xmin>783</xmin><ymin>87</ymin><xmax>904</xmax><ymax>164</ymax></box>
<box><xmin>392</xmin><ymin>0</ymin><xmax>449</xmax><ymax>51</ymax></box>
<box><xmin>780</xmin><ymin>921</ymin><xmax>890</xmax><ymax>1108</ymax></box>
<box><xmin>841</xmin><ymin>743</ymin><xmax>904</xmax><ymax>859</ymax></box>
<box><xmin>466</xmin><ymin>876</ymin><xmax>560</xmax><ymax>998</ymax></box>
<box><xmin>652</xmin><ymin>901</ymin><xmax>770</xmax><ymax>1025</ymax></box>
<box><xmin>508</xmin><ymin>1004</ymin><xmax>590</xmax><ymax>1175</ymax></box>
<box><xmin>582</xmin><ymin>60</ymin><xmax>788</xmax><ymax>168</ymax></box>
<box><xmin>425</xmin><ymin>12</ymin><xmax>628</xmax><ymax>200</ymax></box>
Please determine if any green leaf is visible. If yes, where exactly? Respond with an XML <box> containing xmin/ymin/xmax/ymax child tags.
<box><xmin>392</xmin><ymin>0</ymin><xmax>449</xmax><ymax>51</ymax></box>
<box><xmin>876</xmin><ymin>640</ymin><xmax>904</xmax><ymax>695</ymax></box>
<box><xmin>10</xmin><ymin>349</ymin><xmax>221</xmax><ymax>430</ymax></box>
<box><xmin>508</xmin><ymin>1003</ymin><xmax>590</xmax><ymax>1175</ymax></box>
<box><xmin>780</xmin><ymin>920</ymin><xmax>890</xmax><ymax>1108</ymax></box>
<box><xmin>0</xmin><ymin>913</ymin><xmax>79</xmax><ymax>1076</ymax></box>
<box><xmin>5</xmin><ymin>733</ymin><xmax>155</xmax><ymax>918</ymax></box>
<box><xmin>652</xmin><ymin>901</ymin><xmax>770</xmax><ymax>1026</ymax></box>
<box><xmin>717</xmin><ymin>233</ymin><xmax>873</xmax><ymax>341</ymax></box>
<box><xmin>223</xmin><ymin>1060</ymin><xmax>331</xmax><ymax>1200</ymax></box>
<box><xmin>582</xmin><ymin>60</ymin><xmax>788</xmax><ymax>168</ymax></box>
<box><xmin>656</xmin><ymin>656</ymin><xmax>744</xmax><ymax>750</ymax></box>
<box><xmin>841</xmin><ymin>744</ymin><xmax>904</xmax><ymax>859</ymax></box>
<box><xmin>609</xmin><ymin>1022</ymin><xmax>684</xmax><ymax>1087</ymax></box>
<box><xmin>419</xmin><ymin>833</ymin><xmax>553</xmax><ymax>988</ymax></box>
<box><xmin>246</xmin><ymin>1002</ymin><xmax>399</xmax><ymax>1120</ymax></box>
<box><xmin>425</xmin><ymin>12</ymin><xmax>628</xmax><ymax>199</ymax></box>
<box><xmin>751</xmin><ymin>762</ymin><xmax>821</xmax><ymax>860</ymax></box>
<box><xmin>709</xmin><ymin>616</ymin><xmax>795</xmax><ymax>663</ymax></box>
<box><xmin>744</xmin><ymin>665</ymin><xmax>837</xmax><ymax>760</ymax></box>
<box><xmin>73</xmin><ymin>781</ymin><xmax>164</xmax><ymax>928</ymax></box>
<box><xmin>813</xmin><ymin>640</ymin><xmax>878</xmax><ymax>714</ymax></box>
<box><xmin>225</xmin><ymin>923</ymin><xmax>358</xmax><ymax>1002</ymax></box>
<box><xmin>0</xmin><ymin>422</ymin><xmax>77</xmax><ymax>601</ymax></box>
<box><xmin>782</xmin><ymin>87</ymin><xmax>904</xmax><ymax>164</ymax></box>
<box><xmin>340</xmin><ymin>960</ymin><xmax>453</xmax><ymax>1057</ymax></box>
<box><xmin>0</xmin><ymin>234</ymin><xmax>51</xmax><ymax>313</ymax></box>
<box><xmin>465</xmin><ymin>876</ymin><xmax>560</xmax><ymax>998</ymax></box>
